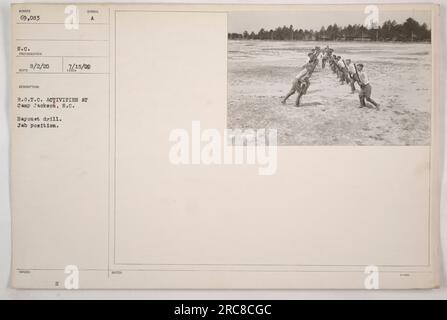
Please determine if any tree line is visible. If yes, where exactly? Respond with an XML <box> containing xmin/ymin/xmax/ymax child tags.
<box><xmin>228</xmin><ymin>18</ymin><xmax>431</xmax><ymax>42</ymax></box>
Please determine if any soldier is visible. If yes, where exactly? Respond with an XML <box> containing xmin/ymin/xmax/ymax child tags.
<box><xmin>328</xmin><ymin>51</ymin><xmax>335</xmax><ymax>72</ymax></box>
<box><xmin>281</xmin><ymin>63</ymin><xmax>312</xmax><ymax>107</ymax></box>
<box><xmin>321</xmin><ymin>49</ymin><xmax>327</xmax><ymax>69</ymax></box>
<box><xmin>305</xmin><ymin>52</ymin><xmax>314</xmax><ymax>64</ymax></box>
<box><xmin>330</xmin><ymin>54</ymin><xmax>338</xmax><ymax>74</ymax></box>
<box><xmin>333</xmin><ymin>56</ymin><xmax>341</xmax><ymax>78</ymax></box>
<box><xmin>356</xmin><ymin>64</ymin><xmax>380</xmax><ymax>109</ymax></box>
<box><xmin>314</xmin><ymin>46</ymin><xmax>322</xmax><ymax>67</ymax></box>
<box><xmin>331</xmin><ymin>56</ymin><xmax>337</xmax><ymax>74</ymax></box>
<box><xmin>322</xmin><ymin>47</ymin><xmax>332</xmax><ymax>69</ymax></box>
<box><xmin>337</xmin><ymin>57</ymin><xmax>346</xmax><ymax>84</ymax></box>
<box><xmin>308</xmin><ymin>57</ymin><xmax>319</xmax><ymax>79</ymax></box>
<box><xmin>345</xmin><ymin>59</ymin><xmax>357</xmax><ymax>93</ymax></box>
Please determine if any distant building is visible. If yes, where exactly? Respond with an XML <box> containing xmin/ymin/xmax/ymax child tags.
<box><xmin>343</xmin><ymin>35</ymin><xmax>372</xmax><ymax>41</ymax></box>
<box><xmin>304</xmin><ymin>34</ymin><xmax>316</xmax><ymax>41</ymax></box>
<box><xmin>352</xmin><ymin>37</ymin><xmax>372</xmax><ymax>41</ymax></box>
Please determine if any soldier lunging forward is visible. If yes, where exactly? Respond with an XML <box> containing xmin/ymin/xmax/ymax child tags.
<box><xmin>281</xmin><ymin>63</ymin><xmax>312</xmax><ymax>107</ymax></box>
<box><xmin>356</xmin><ymin>64</ymin><xmax>380</xmax><ymax>109</ymax></box>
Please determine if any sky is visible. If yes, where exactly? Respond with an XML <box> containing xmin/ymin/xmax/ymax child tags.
<box><xmin>228</xmin><ymin>9</ymin><xmax>432</xmax><ymax>33</ymax></box>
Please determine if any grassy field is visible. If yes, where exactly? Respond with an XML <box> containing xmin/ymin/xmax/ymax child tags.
<box><xmin>227</xmin><ymin>40</ymin><xmax>431</xmax><ymax>146</ymax></box>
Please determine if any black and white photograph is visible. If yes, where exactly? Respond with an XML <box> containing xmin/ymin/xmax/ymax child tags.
<box><xmin>1</xmin><ymin>1</ymin><xmax>445</xmax><ymax>300</ymax></box>
<box><xmin>227</xmin><ymin>9</ymin><xmax>432</xmax><ymax>145</ymax></box>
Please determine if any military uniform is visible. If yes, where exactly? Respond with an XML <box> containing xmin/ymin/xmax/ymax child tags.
<box><xmin>337</xmin><ymin>59</ymin><xmax>345</xmax><ymax>82</ymax></box>
<box><xmin>282</xmin><ymin>68</ymin><xmax>310</xmax><ymax>106</ymax></box>
<box><xmin>346</xmin><ymin>63</ymin><xmax>357</xmax><ymax>93</ymax></box>
<box><xmin>358</xmin><ymin>69</ymin><xmax>379</xmax><ymax>108</ymax></box>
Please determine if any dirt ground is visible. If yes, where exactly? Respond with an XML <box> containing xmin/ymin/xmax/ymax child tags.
<box><xmin>227</xmin><ymin>40</ymin><xmax>431</xmax><ymax>146</ymax></box>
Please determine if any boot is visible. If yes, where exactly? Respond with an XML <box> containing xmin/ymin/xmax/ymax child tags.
<box><xmin>368</xmin><ymin>98</ymin><xmax>380</xmax><ymax>109</ymax></box>
<box><xmin>359</xmin><ymin>97</ymin><xmax>366</xmax><ymax>108</ymax></box>
<box><xmin>295</xmin><ymin>93</ymin><xmax>303</xmax><ymax>107</ymax></box>
<box><xmin>281</xmin><ymin>91</ymin><xmax>294</xmax><ymax>104</ymax></box>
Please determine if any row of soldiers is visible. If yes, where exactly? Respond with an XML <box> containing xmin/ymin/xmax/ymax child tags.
<box><xmin>282</xmin><ymin>46</ymin><xmax>380</xmax><ymax>109</ymax></box>
<box><xmin>280</xmin><ymin>47</ymin><xmax>321</xmax><ymax>106</ymax></box>
<box><xmin>323</xmin><ymin>46</ymin><xmax>380</xmax><ymax>109</ymax></box>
